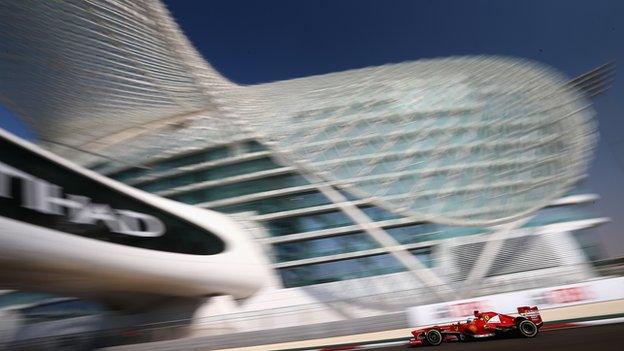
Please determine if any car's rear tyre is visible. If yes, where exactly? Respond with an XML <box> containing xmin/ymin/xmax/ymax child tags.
<box><xmin>517</xmin><ymin>319</ymin><xmax>538</xmax><ymax>338</ymax></box>
<box><xmin>426</xmin><ymin>330</ymin><xmax>443</xmax><ymax>346</ymax></box>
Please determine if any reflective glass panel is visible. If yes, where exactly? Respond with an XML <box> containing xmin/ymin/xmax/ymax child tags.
<box><xmin>360</xmin><ymin>205</ymin><xmax>401</xmax><ymax>221</ymax></box>
<box><xmin>214</xmin><ymin>191</ymin><xmax>330</xmax><ymax>215</ymax></box>
<box><xmin>410</xmin><ymin>247</ymin><xmax>433</xmax><ymax>268</ymax></box>
<box><xmin>153</xmin><ymin>146</ymin><xmax>230</xmax><ymax>172</ymax></box>
<box><xmin>108</xmin><ymin>167</ymin><xmax>149</xmax><ymax>182</ymax></box>
<box><xmin>384</xmin><ymin>223</ymin><xmax>486</xmax><ymax>244</ymax></box>
<box><xmin>265</xmin><ymin>210</ymin><xmax>354</xmax><ymax>236</ymax></box>
<box><xmin>523</xmin><ymin>204</ymin><xmax>595</xmax><ymax>228</ymax></box>
<box><xmin>138</xmin><ymin>157</ymin><xmax>280</xmax><ymax>193</ymax></box>
<box><xmin>273</xmin><ymin>232</ymin><xmax>379</xmax><ymax>262</ymax></box>
<box><xmin>278</xmin><ymin>253</ymin><xmax>405</xmax><ymax>287</ymax></box>
<box><xmin>168</xmin><ymin>174</ymin><xmax>309</xmax><ymax>204</ymax></box>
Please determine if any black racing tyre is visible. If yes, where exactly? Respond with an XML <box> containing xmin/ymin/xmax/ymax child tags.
<box><xmin>517</xmin><ymin>319</ymin><xmax>539</xmax><ymax>338</ymax></box>
<box><xmin>426</xmin><ymin>329</ymin><xmax>443</xmax><ymax>346</ymax></box>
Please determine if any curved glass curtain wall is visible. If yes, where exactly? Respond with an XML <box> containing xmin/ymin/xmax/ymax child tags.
<box><xmin>273</xmin><ymin>233</ymin><xmax>380</xmax><ymax>262</ymax></box>
<box><xmin>168</xmin><ymin>173</ymin><xmax>310</xmax><ymax>204</ymax></box>
<box><xmin>106</xmin><ymin>141</ymin><xmax>263</xmax><ymax>182</ymax></box>
<box><xmin>213</xmin><ymin>191</ymin><xmax>332</xmax><ymax>215</ymax></box>
<box><xmin>279</xmin><ymin>249</ymin><xmax>433</xmax><ymax>288</ymax></box>
<box><xmin>137</xmin><ymin>157</ymin><xmax>281</xmax><ymax>193</ymax></box>
<box><xmin>101</xmin><ymin>139</ymin><xmax>600</xmax><ymax>288</ymax></box>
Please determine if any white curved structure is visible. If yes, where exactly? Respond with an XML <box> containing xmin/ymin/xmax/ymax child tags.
<box><xmin>0</xmin><ymin>128</ymin><xmax>270</xmax><ymax>300</ymax></box>
<box><xmin>0</xmin><ymin>0</ymin><xmax>239</xmax><ymax>150</ymax></box>
<box><xmin>250</xmin><ymin>57</ymin><xmax>595</xmax><ymax>226</ymax></box>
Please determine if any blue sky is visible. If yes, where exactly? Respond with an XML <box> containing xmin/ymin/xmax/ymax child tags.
<box><xmin>2</xmin><ymin>0</ymin><xmax>623</xmax><ymax>256</ymax></box>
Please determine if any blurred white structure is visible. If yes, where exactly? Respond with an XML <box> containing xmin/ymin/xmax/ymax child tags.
<box><xmin>0</xmin><ymin>128</ymin><xmax>271</xmax><ymax>300</ymax></box>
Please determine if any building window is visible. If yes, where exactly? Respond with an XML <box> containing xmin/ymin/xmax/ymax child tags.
<box><xmin>360</xmin><ymin>205</ymin><xmax>401</xmax><ymax>221</ymax></box>
<box><xmin>107</xmin><ymin>142</ymin><xmax>268</xmax><ymax>182</ymax></box>
<box><xmin>523</xmin><ymin>203</ymin><xmax>596</xmax><ymax>228</ymax></box>
<box><xmin>409</xmin><ymin>247</ymin><xmax>434</xmax><ymax>268</ymax></box>
<box><xmin>168</xmin><ymin>174</ymin><xmax>309</xmax><ymax>204</ymax></box>
<box><xmin>278</xmin><ymin>253</ymin><xmax>406</xmax><ymax>287</ymax></box>
<box><xmin>214</xmin><ymin>191</ymin><xmax>331</xmax><ymax>215</ymax></box>
<box><xmin>571</xmin><ymin>228</ymin><xmax>604</xmax><ymax>262</ymax></box>
<box><xmin>384</xmin><ymin>223</ymin><xmax>486</xmax><ymax>244</ymax></box>
<box><xmin>108</xmin><ymin>167</ymin><xmax>150</xmax><ymax>182</ymax></box>
<box><xmin>138</xmin><ymin>157</ymin><xmax>281</xmax><ymax>193</ymax></box>
<box><xmin>264</xmin><ymin>210</ymin><xmax>354</xmax><ymax>236</ymax></box>
<box><xmin>151</xmin><ymin>146</ymin><xmax>230</xmax><ymax>172</ymax></box>
<box><xmin>273</xmin><ymin>232</ymin><xmax>379</xmax><ymax>262</ymax></box>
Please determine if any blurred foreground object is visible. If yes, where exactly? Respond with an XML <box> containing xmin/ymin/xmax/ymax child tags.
<box><xmin>0</xmin><ymin>127</ymin><xmax>270</xmax><ymax>298</ymax></box>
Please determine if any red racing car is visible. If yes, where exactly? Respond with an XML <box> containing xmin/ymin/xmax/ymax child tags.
<box><xmin>409</xmin><ymin>306</ymin><xmax>543</xmax><ymax>346</ymax></box>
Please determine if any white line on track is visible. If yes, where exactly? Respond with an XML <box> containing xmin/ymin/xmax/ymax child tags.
<box><xmin>300</xmin><ymin>339</ymin><xmax>407</xmax><ymax>351</ymax></box>
<box><xmin>358</xmin><ymin>340</ymin><xmax>408</xmax><ymax>349</ymax></box>
<box><xmin>576</xmin><ymin>316</ymin><xmax>624</xmax><ymax>326</ymax></box>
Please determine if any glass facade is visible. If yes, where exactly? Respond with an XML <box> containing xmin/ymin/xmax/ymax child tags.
<box><xmin>137</xmin><ymin>157</ymin><xmax>281</xmax><ymax>193</ymax></box>
<box><xmin>273</xmin><ymin>232</ymin><xmax>379</xmax><ymax>262</ymax></box>
<box><xmin>105</xmin><ymin>138</ymin><xmax>602</xmax><ymax>289</ymax></box>
<box><xmin>151</xmin><ymin>146</ymin><xmax>230</xmax><ymax>172</ymax></box>
<box><xmin>168</xmin><ymin>173</ymin><xmax>310</xmax><ymax>204</ymax></box>
<box><xmin>253</xmin><ymin>59</ymin><xmax>595</xmax><ymax>228</ymax></box>
<box><xmin>19</xmin><ymin>299</ymin><xmax>104</xmax><ymax>324</ymax></box>
<box><xmin>265</xmin><ymin>210</ymin><xmax>354</xmax><ymax>236</ymax></box>
<box><xmin>0</xmin><ymin>291</ymin><xmax>104</xmax><ymax>324</ymax></box>
<box><xmin>279</xmin><ymin>254</ymin><xmax>406</xmax><ymax>287</ymax></box>
<box><xmin>385</xmin><ymin>223</ymin><xmax>488</xmax><ymax>245</ymax></box>
<box><xmin>108</xmin><ymin>167</ymin><xmax>150</xmax><ymax>183</ymax></box>
<box><xmin>523</xmin><ymin>204</ymin><xmax>596</xmax><ymax>228</ymax></box>
<box><xmin>571</xmin><ymin>228</ymin><xmax>605</xmax><ymax>262</ymax></box>
<box><xmin>107</xmin><ymin>141</ymin><xmax>265</xmax><ymax>182</ymax></box>
<box><xmin>214</xmin><ymin>191</ymin><xmax>331</xmax><ymax>215</ymax></box>
<box><xmin>278</xmin><ymin>248</ymin><xmax>432</xmax><ymax>288</ymax></box>
<box><xmin>0</xmin><ymin>291</ymin><xmax>55</xmax><ymax>309</ymax></box>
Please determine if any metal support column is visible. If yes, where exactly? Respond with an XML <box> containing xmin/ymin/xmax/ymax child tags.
<box><xmin>314</xmin><ymin>183</ymin><xmax>457</xmax><ymax>301</ymax></box>
<box><xmin>459</xmin><ymin>218</ymin><xmax>527</xmax><ymax>298</ymax></box>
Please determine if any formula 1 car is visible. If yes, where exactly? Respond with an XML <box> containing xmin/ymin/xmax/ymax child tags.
<box><xmin>409</xmin><ymin>306</ymin><xmax>543</xmax><ymax>346</ymax></box>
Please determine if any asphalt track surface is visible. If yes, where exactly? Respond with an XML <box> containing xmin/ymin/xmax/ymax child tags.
<box><xmin>369</xmin><ymin>323</ymin><xmax>624</xmax><ymax>351</ymax></box>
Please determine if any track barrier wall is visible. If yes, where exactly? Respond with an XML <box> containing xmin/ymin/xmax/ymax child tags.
<box><xmin>407</xmin><ymin>276</ymin><xmax>624</xmax><ymax>326</ymax></box>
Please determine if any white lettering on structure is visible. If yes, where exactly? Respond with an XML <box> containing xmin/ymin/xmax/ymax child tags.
<box><xmin>0</xmin><ymin>161</ymin><xmax>165</xmax><ymax>237</ymax></box>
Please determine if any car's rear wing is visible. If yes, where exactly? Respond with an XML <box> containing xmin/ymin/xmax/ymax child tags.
<box><xmin>517</xmin><ymin>306</ymin><xmax>543</xmax><ymax>326</ymax></box>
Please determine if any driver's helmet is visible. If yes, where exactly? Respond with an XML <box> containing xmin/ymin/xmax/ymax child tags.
<box><xmin>473</xmin><ymin>310</ymin><xmax>482</xmax><ymax>318</ymax></box>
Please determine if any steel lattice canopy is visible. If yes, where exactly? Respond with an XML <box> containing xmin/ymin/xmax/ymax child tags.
<box><xmin>250</xmin><ymin>57</ymin><xmax>596</xmax><ymax>226</ymax></box>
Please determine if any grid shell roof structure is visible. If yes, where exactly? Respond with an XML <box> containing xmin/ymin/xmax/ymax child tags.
<box><xmin>249</xmin><ymin>57</ymin><xmax>596</xmax><ymax>225</ymax></box>
<box><xmin>0</xmin><ymin>0</ymin><xmax>596</xmax><ymax>227</ymax></box>
<box><xmin>0</xmin><ymin>0</ymin><xmax>240</xmax><ymax>151</ymax></box>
